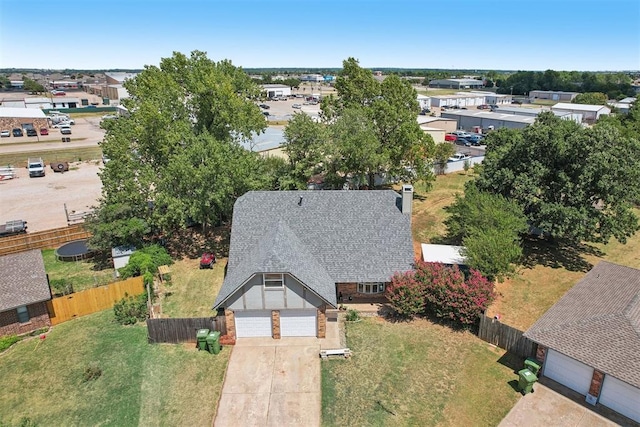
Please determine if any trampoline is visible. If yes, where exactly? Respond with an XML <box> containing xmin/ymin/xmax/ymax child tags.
<box><xmin>55</xmin><ymin>239</ymin><xmax>93</xmax><ymax>262</ymax></box>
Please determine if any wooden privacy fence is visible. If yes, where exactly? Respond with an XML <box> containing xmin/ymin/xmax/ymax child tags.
<box><xmin>147</xmin><ymin>317</ymin><xmax>227</xmax><ymax>344</ymax></box>
<box><xmin>478</xmin><ymin>314</ymin><xmax>537</xmax><ymax>358</ymax></box>
<box><xmin>47</xmin><ymin>276</ymin><xmax>144</xmax><ymax>325</ymax></box>
<box><xmin>0</xmin><ymin>224</ymin><xmax>91</xmax><ymax>256</ymax></box>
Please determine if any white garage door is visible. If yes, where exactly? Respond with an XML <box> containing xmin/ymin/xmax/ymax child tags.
<box><xmin>599</xmin><ymin>375</ymin><xmax>640</xmax><ymax>423</ymax></box>
<box><xmin>280</xmin><ymin>310</ymin><xmax>317</xmax><ymax>337</ymax></box>
<box><xmin>544</xmin><ymin>350</ymin><xmax>593</xmax><ymax>395</ymax></box>
<box><xmin>234</xmin><ymin>311</ymin><xmax>272</xmax><ymax>338</ymax></box>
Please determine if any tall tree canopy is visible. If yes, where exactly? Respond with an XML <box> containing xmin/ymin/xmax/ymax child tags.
<box><xmin>89</xmin><ymin>51</ymin><xmax>269</xmax><ymax>251</ymax></box>
<box><xmin>476</xmin><ymin>112</ymin><xmax>640</xmax><ymax>244</ymax></box>
<box><xmin>309</xmin><ymin>57</ymin><xmax>435</xmax><ymax>188</ymax></box>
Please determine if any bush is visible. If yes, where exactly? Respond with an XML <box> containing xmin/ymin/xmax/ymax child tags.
<box><xmin>82</xmin><ymin>364</ymin><xmax>102</xmax><ymax>383</ymax></box>
<box><xmin>387</xmin><ymin>261</ymin><xmax>496</xmax><ymax>328</ymax></box>
<box><xmin>118</xmin><ymin>245</ymin><xmax>172</xmax><ymax>288</ymax></box>
<box><xmin>386</xmin><ymin>271</ymin><xmax>424</xmax><ymax>318</ymax></box>
<box><xmin>0</xmin><ymin>335</ymin><xmax>20</xmax><ymax>352</ymax></box>
<box><xmin>345</xmin><ymin>309</ymin><xmax>360</xmax><ymax>322</ymax></box>
<box><xmin>113</xmin><ymin>293</ymin><xmax>148</xmax><ymax>325</ymax></box>
<box><xmin>49</xmin><ymin>278</ymin><xmax>74</xmax><ymax>296</ymax></box>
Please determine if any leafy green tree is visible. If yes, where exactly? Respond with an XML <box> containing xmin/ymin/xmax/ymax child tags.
<box><xmin>572</xmin><ymin>92</ymin><xmax>608</xmax><ymax>105</ymax></box>
<box><xmin>476</xmin><ymin>112</ymin><xmax>640</xmax><ymax>244</ymax></box>
<box><xmin>23</xmin><ymin>78</ymin><xmax>46</xmax><ymax>93</ymax></box>
<box><xmin>88</xmin><ymin>51</ymin><xmax>269</xmax><ymax>250</ymax></box>
<box><xmin>433</xmin><ymin>143</ymin><xmax>455</xmax><ymax>175</ymax></box>
<box><xmin>445</xmin><ymin>182</ymin><xmax>528</xmax><ymax>279</ymax></box>
<box><xmin>282</xmin><ymin>113</ymin><xmax>329</xmax><ymax>189</ymax></box>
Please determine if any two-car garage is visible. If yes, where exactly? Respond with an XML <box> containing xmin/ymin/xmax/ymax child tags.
<box><xmin>233</xmin><ymin>309</ymin><xmax>317</xmax><ymax>338</ymax></box>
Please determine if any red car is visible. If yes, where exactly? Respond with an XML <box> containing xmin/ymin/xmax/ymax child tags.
<box><xmin>445</xmin><ymin>133</ymin><xmax>457</xmax><ymax>142</ymax></box>
<box><xmin>200</xmin><ymin>252</ymin><xmax>216</xmax><ymax>269</ymax></box>
<box><xmin>40</xmin><ymin>128</ymin><xmax>49</xmax><ymax>136</ymax></box>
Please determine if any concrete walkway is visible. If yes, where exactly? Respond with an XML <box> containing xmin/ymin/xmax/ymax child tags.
<box><xmin>213</xmin><ymin>315</ymin><xmax>342</xmax><ymax>426</ymax></box>
<box><xmin>499</xmin><ymin>383</ymin><xmax>619</xmax><ymax>427</ymax></box>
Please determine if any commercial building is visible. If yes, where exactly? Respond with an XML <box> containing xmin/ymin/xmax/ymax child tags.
<box><xmin>529</xmin><ymin>90</ymin><xmax>579</xmax><ymax>102</ymax></box>
<box><xmin>419</xmin><ymin>125</ymin><xmax>445</xmax><ymax>143</ymax></box>
<box><xmin>441</xmin><ymin>110</ymin><xmax>536</xmax><ymax>132</ymax></box>
<box><xmin>497</xmin><ymin>106</ymin><xmax>582</xmax><ymax>123</ymax></box>
<box><xmin>105</xmin><ymin>72</ymin><xmax>138</xmax><ymax>85</ymax></box>
<box><xmin>417</xmin><ymin>94</ymin><xmax>431</xmax><ymax>110</ymax></box>
<box><xmin>300</xmin><ymin>74</ymin><xmax>324</xmax><ymax>83</ymax></box>
<box><xmin>469</xmin><ymin>91</ymin><xmax>513</xmax><ymax>105</ymax></box>
<box><xmin>0</xmin><ymin>107</ymin><xmax>48</xmax><ymax>132</ymax></box>
<box><xmin>429</xmin><ymin>79</ymin><xmax>484</xmax><ymax>89</ymax></box>
<box><xmin>551</xmin><ymin>103</ymin><xmax>611</xmax><ymax>123</ymax></box>
<box><xmin>262</xmin><ymin>84</ymin><xmax>291</xmax><ymax>99</ymax></box>
<box><xmin>416</xmin><ymin>116</ymin><xmax>457</xmax><ymax>133</ymax></box>
<box><xmin>430</xmin><ymin>93</ymin><xmax>486</xmax><ymax>108</ymax></box>
<box><xmin>608</xmin><ymin>97</ymin><xmax>636</xmax><ymax>114</ymax></box>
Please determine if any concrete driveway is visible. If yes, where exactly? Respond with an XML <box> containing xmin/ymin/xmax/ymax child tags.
<box><xmin>214</xmin><ymin>339</ymin><xmax>321</xmax><ymax>427</ymax></box>
<box><xmin>499</xmin><ymin>382</ymin><xmax>619</xmax><ymax>427</ymax></box>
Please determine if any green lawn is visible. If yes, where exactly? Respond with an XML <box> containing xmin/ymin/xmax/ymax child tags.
<box><xmin>0</xmin><ymin>310</ymin><xmax>230</xmax><ymax>427</ymax></box>
<box><xmin>42</xmin><ymin>249</ymin><xmax>116</xmax><ymax>293</ymax></box>
<box><xmin>161</xmin><ymin>257</ymin><xmax>227</xmax><ymax>318</ymax></box>
<box><xmin>322</xmin><ymin>318</ymin><xmax>521</xmax><ymax>426</ymax></box>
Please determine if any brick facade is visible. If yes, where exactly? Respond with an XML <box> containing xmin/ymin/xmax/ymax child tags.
<box><xmin>317</xmin><ymin>305</ymin><xmax>326</xmax><ymax>339</ymax></box>
<box><xmin>0</xmin><ymin>301</ymin><xmax>50</xmax><ymax>337</ymax></box>
<box><xmin>0</xmin><ymin>118</ymin><xmax>49</xmax><ymax>133</ymax></box>
<box><xmin>336</xmin><ymin>282</ymin><xmax>388</xmax><ymax>304</ymax></box>
<box><xmin>271</xmin><ymin>310</ymin><xmax>280</xmax><ymax>339</ymax></box>
<box><xmin>535</xmin><ymin>344</ymin><xmax>547</xmax><ymax>364</ymax></box>
<box><xmin>588</xmin><ymin>370</ymin><xmax>605</xmax><ymax>397</ymax></box>
<box><xmin>224</xmin><ymin>309</ymin><xmax>236</xmax><ymax>340</ymax></box>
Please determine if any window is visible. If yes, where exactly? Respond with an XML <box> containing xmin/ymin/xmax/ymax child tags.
<box><xmin>357</xmin><ymin>283</ymin><xmax>385</xmax><ymax>294</ymax></box>
<box><xmin>263</xmin><ymin>273</ymin><xmax>284</xmax><ymax>288</ymax></box>
<box><xmin>17</xmin><ymin>305</ymin><xmax>30</xmax><ymax>323</ymax></box>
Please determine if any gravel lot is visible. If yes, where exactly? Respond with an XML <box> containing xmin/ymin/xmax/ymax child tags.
<box><xmin>0</xmin><ymin>161</ymin><xmax>103</xmax><ymax>233</ymax></box>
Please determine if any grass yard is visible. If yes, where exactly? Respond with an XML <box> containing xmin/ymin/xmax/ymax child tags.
<box><xmin>0</xmin><ymin>147</ymin><xmax>102</xmax><ymax>167</ymax></box>
<box><xmin>322</xmin><ymin>318</ymin><xmax>522</xmax><ymax>426</ymax></box>
<box><xmin>160</xmin><ymin>257</ymin><xmax>227</xmax><ymax>318</ymax></box>
<box><xmin>0</xmin><ymin>310</ymin><xmax>230</xmax><ymax>427</ymax></box>
<box><xmin>42</xmin><ymin>249</ymin><xmax>116</xmax><ymax>293</ymax></box>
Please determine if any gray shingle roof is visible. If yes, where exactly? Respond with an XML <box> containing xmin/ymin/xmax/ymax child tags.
<box><xmin>524</xmin><ymin>261</ymin><xmax>640</xmax><ymax>388</ymax></box>
<box><xmin>0</xmin><ymin>250</ymin><xmax>51</xmax><ymax>312</ymax></box>
<box><xmin>214</xmin><ymin>190</ymin><xmax>414</xmax><ymax>308</ymax></box>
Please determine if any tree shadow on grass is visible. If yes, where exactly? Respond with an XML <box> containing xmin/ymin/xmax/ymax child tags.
<box><xmin>521</xmin><ymin>236</ymin><xmax>603</xmax><ymax>273</ymax></box>
<box><xmin>165</xmin><ymin>225</ymin><xmax>230</xmax><ymax>260</ymax></box>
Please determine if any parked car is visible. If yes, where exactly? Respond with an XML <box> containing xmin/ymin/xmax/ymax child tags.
<box><xmin>420</xmin><ymin>108</ymin><xmax>431</xmax><ymax>115</ymax></box>
<box><xmin>262</xmin><ymin>111</ymin><xmax>270</xmax><ymax>116</ymax></box>
<box><xmin>26</xmin><ymin>128</ymin><xmax>37</xmax><ymax>137</ymax></box>
<box><xmin>0</xmin><ymin>130</ymin><xmax>10</xmax><ymax>138</ymax></box>
<box><xmin>200</xmin><ymin>252</ymin><xmax>216</xmax><ymax>269</ymax></box>
<box><xmin>53</xmin><ymin>121</ymin><xmax>74</xmax><ymax>128</ymax></box>
<box><xmin>466</xmin><ymin>134</ymin><xmax>484</xmax><ymax>145</ymax></box>
<box><xmin>455</xmin><ymin>136</ymin><xmax>471</xmax><ymax>146</ymax></box>
<box><xmin>40</xmin><ymin>128</ymin><xmax>49</xmax><ymax>136</ymax></box>
<box><xmin>85</xmin><ymin>105</ymin><xmax>97</xmax><ymax>109</ymax></box>
<box><xmin>292</xmin><ymin>103</ymin><xmax>302</xmax><ymax>109</ymax></box>
<box><xmin>60</xmin><ymin>127</ymin><xmax>72</xmax><ymax>135</ymax></box>
<box><xmin>259</xmin><ymin>103</ymin><xmax>270</xmax><ymax>109</ymax></box>
<box><xmin>477</xmin><ymin>104</ymin><xmax>490</xmax><ymax>110</ymax></box>
<box><xmin>12</xmin><ymin>128</ymin><xmax>23</xmax><ymax>137</ymax></box>
<box><xmin>444</xmin><ymin>133</ymin><xmax>457</xmax><ymax>142</ymax></box>
<box><xmin>448</xmin><ymin>153</ymin><xmax>471</xmax><ymax>162</ymax></box>
<box><xmin>452</xmin><ymin>130</ymin><xmax>472</xmax><ymax>138</ymax></box>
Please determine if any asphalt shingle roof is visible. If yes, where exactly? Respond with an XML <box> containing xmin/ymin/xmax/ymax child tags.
<box><xmin>524</xmin><ymin>261</ymin><xmax>640</xmax><ymax>389</ymax></box>
<box><xmin>214</xmin><ymin>190</ymin><xmax>415</xmax><ymax>308</ymax></box>
<box><xmin>0</xmin><ymin>250</ymin><xmax>51</xmax><ymax>312</ymax></box>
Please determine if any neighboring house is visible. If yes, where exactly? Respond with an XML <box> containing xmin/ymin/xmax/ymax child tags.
<box><xmin>213</xmin><ymin>187</ymin><xmax>415</xmax><ymax>339</ymax></box>
<box><xmin>420</xmin><ymin>244</ymin><xmax>466</xmax><ymax>266</ymax></box>
<box><xmin>524</xmin><ymin>261</ymin><xmax>640</xmax><ymax>424</ymax></box>
<box><xmin>0</xmin><ymin>250</ymin><xmax>52</xmax><ymax>337</ymax></box>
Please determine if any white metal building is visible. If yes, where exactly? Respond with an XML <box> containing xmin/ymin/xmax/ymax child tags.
<box><xmin>262</xmin><ymin>84</ymin><xmax>291</xmax><ymax>99</ymax></box>
<box><xmin>441</xmin><ymin>110</ymin><xmax>536</xmax><ymax>132</ymax></box>
<box><xmin>469</xmin><ymin>91</ymin><xmax>513</xmax><ymax>105</ymax></box>
<box><xmin>430</xmin><ymin>94</ymin><xmax>486</xmax><ymax>108</ymax></box>
<box><xmin>417</xmin><ymin>94</ymin><xmax>431</xmax><ymax>110</ymax></box>
<box><xmin>529</xmin><ymin>90</ymin><xmax>579</xmax><ymax>102</ymax></box>
<box><xmin>429</xmin><ymin>79</ymin><xmax>484</xmax><ymax>89</ymax></box>
<box><xmin>551</xmin><ymin>103</ymin><xmax>611</xmax><ymax>122</ymax></box>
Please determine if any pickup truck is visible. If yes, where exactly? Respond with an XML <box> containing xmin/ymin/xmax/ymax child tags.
<box><xmin>0</xmin><ymin>220</ymin><xmax>27</xmax><ymax>237</ymax></box>
<box><xmin>28</xmin><ymin>157</ymin><xmax>45</xmax><ymax>177</ymax></box>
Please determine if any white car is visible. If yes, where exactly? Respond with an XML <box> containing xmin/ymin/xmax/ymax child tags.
<box><xmin>452</xmin><ymin>130</ymin><xmax>471</xmax><ymax>138</ymax></box>
<box><xmin>292</xmin><ymin>104</ymin><xmax>302</xmax><ymax>109</ymax></box>
<box><xmin>448</xmin><ymin>153</ymin><xmax>471</xmax><ymax>162</ymax></box>
<box><xmin>0</xmin><ymin>130</ymin><xmax>10</xmax><ymax>138</ymax></box>
<box><xmin>53</xmin><ymin>120</ymin><xmax>74</xmax><ymax>128</ymax></box>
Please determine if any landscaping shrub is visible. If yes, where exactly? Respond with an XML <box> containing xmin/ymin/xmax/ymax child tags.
<box><xmin>49</xmin><ymin>278</ymin><xmax>74</xmax><ymax>296</ymax></box>
<box><xmin>387</xmin><ymin>261</ymin><xmax>496</xmax><ymax>327</ymax></box>
<box><xmin>118</xmin><ymin>244</ymin><xmax>172</xmax><ymax>287</ymax></box>
<box><xmin>385</xmin><ymin>271</ymin><xmax>424</xmax><ymax>318</ymax></box>
<box><xmin>345</xmin><ymin>309</ymin><xmax>361</xmax><ymax>322</ymax></box>
<box><xmin>113</xmin><ymin>293</ymin><xmax>148</xmax><ymax>325</ymax></box>
<box><xmin>0</xmin><ymin>335</ymin><xmax>20</xmax><ymax>352</ymax></box>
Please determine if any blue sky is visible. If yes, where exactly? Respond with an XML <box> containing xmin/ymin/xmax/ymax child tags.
<box><xmin>1</xmin><ymin>0</ymin><xmax>638</xmax><ymax>71</ymax></box>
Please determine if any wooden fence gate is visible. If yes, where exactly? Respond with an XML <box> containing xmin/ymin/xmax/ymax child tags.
<box><xmin>477</xmin><ymin>314</ymin><xmax>537</xmax><ymax>358</ymax></box>
<box><xmin>146</xmin><ymin>317</ymin><xmax>227</xmax><ymax>344</ymax></box>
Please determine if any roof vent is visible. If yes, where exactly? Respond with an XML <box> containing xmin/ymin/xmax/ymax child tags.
<box><xmin>298</xmin><ymin>196</ymin><xmax>303</xmax><ymax>206</ymax></box>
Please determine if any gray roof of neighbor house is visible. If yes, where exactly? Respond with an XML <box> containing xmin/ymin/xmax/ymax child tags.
<box><xmin>214</xmin><ymin>190</ymin><xmax>415</xmax><ymax>309</ymax></box>
<box><xmin>0</xmin><ymin>250</ymin><xmax>51</xmax><ymax>311</ymax></box>
<box><xmin>524</xmin><ymin>261</ymin><xmax>640</xmax><ymax>389</ymax></box>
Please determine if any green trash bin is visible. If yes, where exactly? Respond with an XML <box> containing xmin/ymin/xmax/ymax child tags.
<box><xmin>196</xmin><ymin>328</ymin><xmax>210</xmax><ymax>351</ymax></box>
<box><xmin>518</xmin><ymin>368</ymin><xmax>538</xmax><ymax>394</ymax></box>
<box><xmin>524</xmin><ymin>358</ymin><xmax>542</xmax><ymax>376</ymax></box>
<box><xmin>206</xmin><ymin>331</ymin><xmax>221</xmax><ymax>355</ymax></box>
